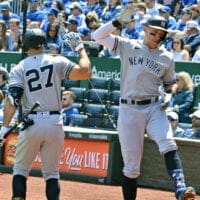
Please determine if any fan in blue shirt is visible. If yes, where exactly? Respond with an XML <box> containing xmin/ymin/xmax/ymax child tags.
<box><xmin>61</xmin><ymin>90</ymin><xmax>79</xmax><ymax>125</ymax></box>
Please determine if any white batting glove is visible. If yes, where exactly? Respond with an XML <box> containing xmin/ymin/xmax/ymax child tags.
<box><xmin>159</xmin><ymin>86</ymin><xmax>172</xmax><ymax>110</ymax></box>
<box><xmin>160</xmin><ymin>93</ymin><xmax>172</xmax><ymax>110</ymax></box>
<box><xmin>64</xmin><ymin>32</ymin><xmax>84</xmax><ymax>52</ymax></box>
<box><xmin>0</xmin><ymin>126</ymin><xmax>9</xmax><ymax>140</ymax></box>
<box><xmin>118</xmin><ymin>4</ymin><xmax>136</xmax><ymax>24</ymax></box>
<box><xmin>173</xmin><ymin>105</ymin><xmax>179</xmax><ymax>113</ymax></box>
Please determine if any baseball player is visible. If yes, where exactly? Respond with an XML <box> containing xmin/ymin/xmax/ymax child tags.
<box><xmin>92</xmin><ymin>6</ymin><xmax>196</xmax><ymax>200</ymax></box>
<box><xmin>0</xmin><ymin>29</ymin><xmax>91</xmax><ymax>200</ymax></box>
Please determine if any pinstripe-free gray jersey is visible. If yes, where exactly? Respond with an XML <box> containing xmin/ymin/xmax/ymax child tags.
<box><xmin>8</xmin><ymin>53</ymin><xmax>75</xmax><ymax>112</ymax></box>
<box><xmin>115</xmin><ymin>38</ymin><xmax>176</xmax><ymax>99</ymax></box>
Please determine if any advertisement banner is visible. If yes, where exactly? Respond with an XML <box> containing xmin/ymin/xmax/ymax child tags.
<box><xmin>3</xmin><ymin>134</ymin><xmax>110</xmax><ymax>177</ymax></box>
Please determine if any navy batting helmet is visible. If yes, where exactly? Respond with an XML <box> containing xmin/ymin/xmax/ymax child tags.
<box><xmin>144</xmin><ymin>16</ymin><xmax>168</xmax><ymax>32</ymax></box>
<box><xmin>23</xmin><ymin>28</ymin><xmax>47</xmax><ymax>51</ymax></box>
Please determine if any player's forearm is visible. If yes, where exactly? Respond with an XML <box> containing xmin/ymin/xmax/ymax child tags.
<box><xmin>3</xmin><ymin>97</ymin><xmax>17</xmax><ymax>127</ymax></box>
<box><xmin>92</xmin><ymin>22</ymin><xmax>116</xmax><ymax>49</ymax></box>
<box><xmin>77</xmin><ymin>48</ymin><xmax>92</xmax><ymax>80</ymax></box>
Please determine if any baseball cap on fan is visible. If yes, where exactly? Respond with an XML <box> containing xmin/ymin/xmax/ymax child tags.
<box><xmin>181</xmin><ymin>8</ymin><xmax>191</xmax><ymax>15</ymax></box>
<box><xmin>159</xmin><ymin>6</ymin><xmax>171</xmax><ymax>14</ymax></box>
<box><xmin>186</xmin><ymin>20</ymin><xmax>199</xmax><ymax>29</ymax></box>
<box><xmin>0</xmin><ymin>1</ymin><xmax>10</xmax><ymax>11</ymax></box>
<box><xmin>64</xmin><ymin>18</ymin><xmax>78</xmax><ymax>25</ymax></box>
<box><xmin>143</xmin><ymin>16</ymin><xmax>168</xmax><ymax>32</ymax></box>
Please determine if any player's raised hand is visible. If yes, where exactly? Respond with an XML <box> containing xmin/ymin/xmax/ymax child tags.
<box><xmin>118</xmin><ymin>3</ymin><xmax>136</xmax><ymax>24</ymax></box>
<box><xmin>64</xmin><ymin>32</ymin><xmax>84</xmax><ymax>52</ymax></box>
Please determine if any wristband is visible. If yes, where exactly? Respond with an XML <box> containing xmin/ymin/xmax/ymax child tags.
<box><xmin>165</xmin><ymin>89</ymin><xmax>172</xmax><ymax>94</ymax></box>
<box><xmin>112</xmin><ymin>20</ymin><xmax>122</xmax><ymax>28</ymax></box>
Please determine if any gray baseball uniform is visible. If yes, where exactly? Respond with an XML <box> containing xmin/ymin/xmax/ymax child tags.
<box><xmin>9</xmin><ymin>54</ymin><xmax>75</xmax><ymax>180</ymax></box>
<box><xmin>92</xmin><ymin>22</ymin><xmax>177</xmax><ymax>178</ymax></box>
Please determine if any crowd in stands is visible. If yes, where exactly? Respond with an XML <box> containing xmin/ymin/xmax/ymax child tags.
<box><xmin>0</xmin><ymin>0</ymin><xmax>199</xmax><ymax>60</ymax></box>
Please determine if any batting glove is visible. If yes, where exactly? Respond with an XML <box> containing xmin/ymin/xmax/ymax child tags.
<box><xmin>118</xmin><ymin>4</ymin><xmax>136</xmax><ymax>24</ymax></box>
<box><xmin>64</xmin><ymin>32</ymin><xmax>84</xmax><ymax>52</ymax></box>
<box><xmin>0</xmin><ymin>126</ymin><xmax>9</xmax><ymax>139</ymax></box>
<box><xmin>159</xmin><ymin>86</ymin><xmax>172</xmax><ymax>110</ymax></box>
<box><xmin>160</xmin><ymin>93</ymin><xmax>172</xmax><ymax>110</ymax></box>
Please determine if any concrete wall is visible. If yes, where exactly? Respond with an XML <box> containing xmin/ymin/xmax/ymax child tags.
<box><xmin>139</xmin><ymin>137</ymin><xmax>200</xmax><ymax>194</ymax></box>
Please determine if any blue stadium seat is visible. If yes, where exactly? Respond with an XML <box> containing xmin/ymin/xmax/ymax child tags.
<box><xmin>109</xmin><ymin>79</ymin><xmax>120</xmax><ymax>91</ymax></box>
<box><xmin>72</xmin><ymin>102</ymin><xmax>83</xmax><ymax>113</ymax></box>
<box><xmin>83</xmin><ymin>103</ymin><xmax>106</xmax><ymax>118</ymax></box>
<box><xmin>70</xmin><ymin>114</ymin><xmax>88</xmax><ymax>127</ymax></box>
<box><xmin>85</xmin><ymin>117</ymin><xmax>104</xmax><ymax>128</ymax></box>
<box><xmin>85</xmin><ymin>88</ymin><xmax>109</xmax><ymax>104</ymax></box>
<box><xmin>89</xmin><ymin>77</ymin><xmax>109</xmax><ymax>89</ymax></box>
<box><xmin>62</xmin><ymin>79</ymin><xmax>80</xmax><ymax>89</ymax></box>
<box><xmin>108</xmin><ymin>105</ymin><xmax>119</xmax><ymax>120</ymax></box>
<box><xmin>109</xmin><ymin>90</ymin><xmax>120</xmax><ymax>105</ymax></box>
<box><xmin>68</xmin><ymin>87</ymin><xmax>86</xmax><ymax>102</ymax></box>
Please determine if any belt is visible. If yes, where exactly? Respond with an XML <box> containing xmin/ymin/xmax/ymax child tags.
<box><xmin>120</xmin><ymin>97</ymin><xmax>159</xmax><ymax>105</ymax></box>
<box><xmin>30</xmin><ymin>111</ymin><xmax>60</xmax><ymax>115</ymax></box>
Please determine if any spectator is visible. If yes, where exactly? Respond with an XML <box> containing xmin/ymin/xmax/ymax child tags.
<box><xmin>64</xmin><ymin>0</ymin><xmax>86</xmax><ymax>16</ymax></box>
<box><xmin>45</xmin><ymin>22</ymin><xmax>62</xmax><ymax>54</ymax></box>
<box><xmin>51</xmin><ymin>0</ymin><xmax>64</xmax><ymax>12</ymax></box>
<box><xmin>171</xmin><ymin>37</ymin><xmax>190</xmax><ymax>61</ymax></box>
<box><xmin>57</xmin><ymin>10</ymin><xmax>69</xmax><ymax>36</ymax></box>
<box><xmin>158</xmin><ymin>5</ymin><xmax>177</xmax><ymax>51</ymax></box>
<box><xmin>144</xmin><ymin>0</ymin><xmax>162</xmax><ymax>17</ymax></box>
<box><xmin>182</xmin><ymin>0</ymin><xmax>197</xmax><ymax>7</ymax></box>
<box><xmin>85</xmin><ymin>11</ymin><xmax>101</xmax><ymax>32</ymax></box>
<box><xmin>188</xmin><ymin>4</ymin><xmax>200</xmax><ymax>25</ymax></box>
<box><xmin>61</xmin><ymin>18</ymin><xmax>79</xmax><ymax>56</ymax></box>
<box><xmin>0</xmin><ymin>1</ymin><xmax>19</xmax><ymax>29</ymax></box>
<box><xmin>84</xmin><ymin>0</ymin><xmax>103</xmax><ymax>18</ymax></box>
<box><xmin>157</xmin><ymin>0</ymin><xmax>182</xmax><ymax>17</ymax></box>
<box><xmin>175</xmin><ymin>8</ymin><xmax>192</xmax><ymax>31</ymax></box>
<box><xmin>40</xmin><ymin>7</ymin><xmax>59</xmax><ymax>32</ymax></box>
<box><xmin>134</xmin><ymin>3</ymin><xmax>150</xmax><ymax>33</ymax></box>
<box><xmin>22</xmin><ymin>0</ymin><xmax>45</xmax><ymax>25</ymax></box>
<box><xmin>61</xmin><ymin>90</ymin><xmax>79</xmax><ymax>125</ymax></box>
<box><xmin>7</xmin><ymin>18</ymin><xmax>22</xmax><ymax>51</ymax></box>
<box><xmin>121</xmin><ymin>16</ymin><xmax>139</xmax><ymax>39</ymax></box>
<box><xmin>64</xmin><ymin>18</ymin><xmax>79</xmax><ymax>33</ymax></box>
<box><xmin>68</xmin><ymin>2</ymin><xmax>87</xmax><ymax>28</ymax></box>
<box><xmin>158</xmin><ymin>6</ymin><xmax>177</xmax><ymax>30</ymax></box>
<box><xmin>167</xmin><ymin>111</ymin><xmax>185</xmax><ymax>137</ymax></box>
<box><xmin>41</xmin><ymin>0</ymin><xmax>52</xmax><ymax>17</ymax></box>
<box><xmin>100</xmin><ymin>0</ymin><xmax>122</xmax><ymax>23</ymax></box>
<box><xmin>192</xmin><ymin>48</ymin><xmax>200</xmax><ymax>61</ymax></box>
<box><xmin>169</xmin><ymin>71</ymin><xmax>194</xmax><ymax>123</ymax></box>
<box><xmin>0</xmin><ymin>20</ymin><xmax>13</xmax><ymax>51</ymax></box>
<box><xmin>27</xmin><ymin>21</ymin><xmax>40</xmax><ymax>29</ymax></box>
<box><xmin>183</xmin><ymin>20</ymin><xmax>200</xmax><ymax>58</ymax></box>
<box><xmin>78</xmin><ymin>27</ymin><xmax>91</xmax><ymax>41</ymax></box>
<box><xmin>47</xmin><ymin>43</ymin><xmax>60</xmax><ymax>54</ymax></box>
<box><xmin>183</xmin><ymin>110</ymin><xmax>200</xmax><ymax>139</ymax></box>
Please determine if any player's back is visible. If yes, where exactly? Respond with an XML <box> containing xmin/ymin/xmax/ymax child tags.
<box><xmin>9</xmin><ymin>53</ymin><xmax>70</xmax><ymax>112</ymax></box>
